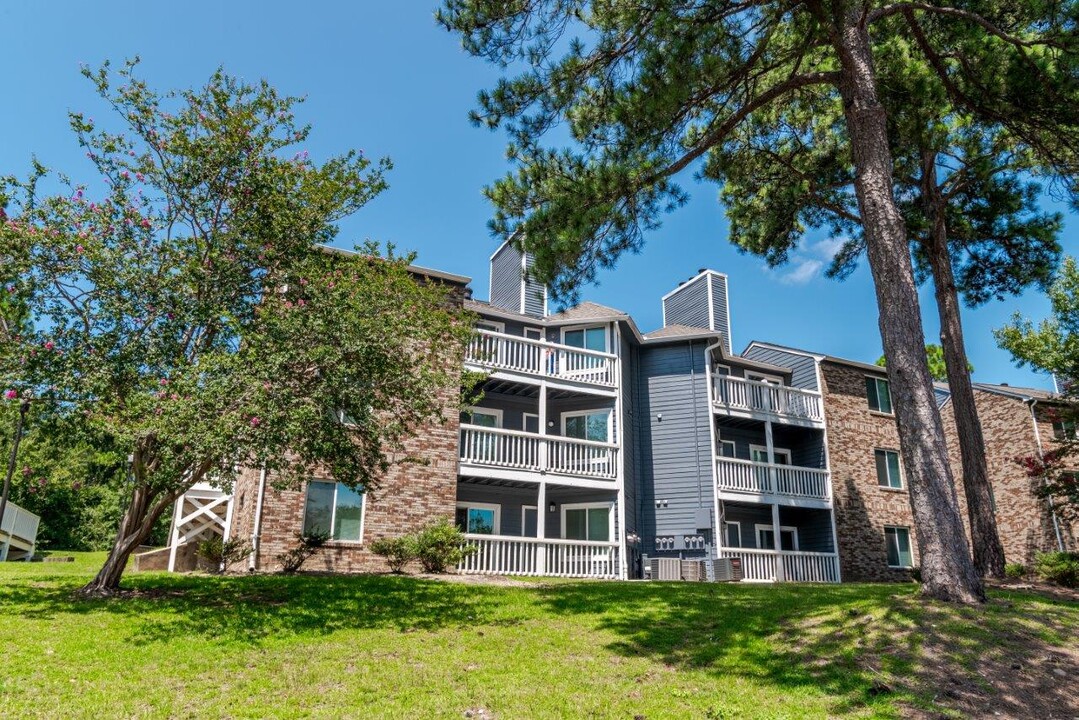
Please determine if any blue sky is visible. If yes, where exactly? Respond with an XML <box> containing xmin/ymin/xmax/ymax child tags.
<box><xmin>2</xmin><ymin>2</ymin><xmax>1074</xmax><ymax>389</ymax></box>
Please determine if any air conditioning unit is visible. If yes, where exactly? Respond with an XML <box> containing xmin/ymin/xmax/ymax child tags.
<box><xmin>712</xmin><ymin>557</ymin><xmax>743</xmax><ymax>582</ymax></box>
<box><xmin>649</xmin><ymin>557</ymin><xmax>681</xmax><ymax>581</ymax></box>
<box><xmin>680</xmin><ymin>559</ymin><xmax>707</xmax><ymax>582</ymax></box>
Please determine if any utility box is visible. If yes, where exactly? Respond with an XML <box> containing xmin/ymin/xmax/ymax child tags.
<box><xmin>712</xmin><ymin>557</ymin><xmax>743</xmax><ymax>582</ymax></box>
<box><xmin>649</xmin><ymin>557</ymin><xmax>681</xmax><ymax>581</ymax></box>
<box><xmin>680</xmin><ymin>559</ymin><xmax>707</xmax><ymax>582</ymax></box>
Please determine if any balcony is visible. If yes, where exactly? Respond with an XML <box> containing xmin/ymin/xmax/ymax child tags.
<box><xmin>715</xmin><ymin>456</ymin><xmax>831</xmax><ymax>503</ymax></box>
<box><xmin>459</xmin><ymin>424</ymin><xmax>618</xmax><ymax>482</ymax></box>
<box><xmin>1</xmin><ymin>500</ymin><xmax>41</xmax><ymax>561</ymax></box>
<box><xmin>457</xmin><ymin>534</ymin><xmax>621</xmax><ymax>579</ymax></box>
<box><xmin>718</xmin><ymin>548</ymin><xmax>839</xmax><ymax>583</ymax></box>
<box><xmin>465</xmin><ymin>329</ymin><xmax>618</xmax><ymax>389</ymax></box>
<box><xmin>712</xmin><ymin>376</ymin><xmax>824</xmax><ymax>427</ymax></box>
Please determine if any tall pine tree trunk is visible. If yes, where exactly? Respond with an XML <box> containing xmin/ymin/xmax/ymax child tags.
<box><xmin>830</xmin><ymin>9</ymin><xmax>984</xmax><ymax>603</ymax></box>
<box><xmin>921</xmin><ymin>151</ymin><xmax>1007</xmax><ymax>579</ymax></box>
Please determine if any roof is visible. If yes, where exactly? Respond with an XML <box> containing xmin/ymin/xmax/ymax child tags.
<box><xmin>643</xmin><ymin>323</ymin><xmax>720</xmax><ymax>339</ymax></box>
<box><xmin>316</xmin><ymin>245</ymin><xmax>472</xmax><ymax>285</ymax></box>
<box><xmin>547</xmin><ymin>301</ymin><xmax>630</xmax><ymax>324</ymax></box>
<box><xmin>742</xmin><ymin>339</ymin><xmax>885</xmax><ymax>375</ymax></box>
<box><xmin>972</xmin><ymin>382</ymin><xmax>1057</xmax><ymax>402</ymax></box>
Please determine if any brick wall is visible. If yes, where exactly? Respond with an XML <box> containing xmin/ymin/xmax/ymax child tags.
<box><xmin>939</xmin><ymin>394</ymin><xmax>1075</xmax><ymax>564</ymax></box>
<box><xmin>820</xmin><ymin>361</ymin><xmax>919</xmax><ymax>581</ymax></box>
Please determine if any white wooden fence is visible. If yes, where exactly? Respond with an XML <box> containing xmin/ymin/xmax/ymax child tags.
<box><xmin>466</xmin><ymin>329</ymin><xmax>618</xmax><ymax>387</ymax></box>
<box><xmin>719</xmin><ymin>548</ymin><xmax>840</xmax><ymax>583</ymax></box>
<box><xmin>460</xmin><ymin>425</ymin><xmax>618</xmax><ymax>480</ymax></box>
<box><xmin>712</xmin><ymin>376</ymin><xmax>824</xmax><ymax>423</ymax></box>
<box><xmin>457</xmin><ymin>534</ymin><xmax>620</xmax><ymax>578</ymax></box>
<box><xmin>715</xmin><ymin>457</ymin><xmax>830</xmax><ymax>500</ymax></box>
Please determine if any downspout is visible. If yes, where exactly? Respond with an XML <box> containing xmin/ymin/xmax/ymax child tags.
<box><xmin>248</xmin><ymin>466</ymin><xmax>268</xmax><ymax>571</ymax></box>
<box><xmin>704</xmin><ymin>338</ymin><xmax>724</xmax><ymax>560</ymax></box>
<box><xmin>1029</xmin><ymin>399</ymin><xmax>1066</xmax><ymax>552</ymax></box>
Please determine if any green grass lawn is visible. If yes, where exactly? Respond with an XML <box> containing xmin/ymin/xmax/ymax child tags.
<box><xmin>1</xmin><ymin>554</ymin><xmax>1076</xmax><ymax>719</ymax></box>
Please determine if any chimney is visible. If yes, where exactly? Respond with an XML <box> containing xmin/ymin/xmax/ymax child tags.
<box><xmin>661</xmin><ymin>269</ymin><xmax>732</xmax><ymax>353</ymax></box>
<box><xmin>488</xmin><ymin>238</ymin><xmax>548</xmax><ymax>317</ymax></box>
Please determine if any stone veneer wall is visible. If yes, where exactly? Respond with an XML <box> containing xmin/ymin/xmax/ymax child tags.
<box><xmin>820</xmin><ymin>361</ymin><xmax>920</xmax><ymax>581</ymax></box>
<box><xmin>940</xmin><ymin>392</ymin><xmax>1076</xmax><ymax>565</ymax></box>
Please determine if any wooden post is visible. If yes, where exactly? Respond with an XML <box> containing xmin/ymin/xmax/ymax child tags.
<box><xmin>771</xmin><ymin>502</ymin><xmax>785</xmax><ymax>582</ymax></box>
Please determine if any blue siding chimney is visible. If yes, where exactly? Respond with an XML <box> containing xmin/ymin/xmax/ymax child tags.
<box><xmin>661</xmin><ymin>270</ymin><xmax>732</xmax><ymax>353</ymax></box>
<box><xmin>489</xmin><ymin>239</ymin><xmax>547</xmax><ymax>317</ymax></box>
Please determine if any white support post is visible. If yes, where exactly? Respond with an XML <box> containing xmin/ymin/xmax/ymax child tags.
<box><xmin>536</xmin><ymin>480</ymin><xmax>547</xmax><ymax>575</ymax></box>
<box><xmin>764</xmin><ymin>420</ymin><xmax>777</xmax><ymax>494</ymax></box>
<box><xmin>166</xmin><ymin>494</ymin><xmax>186</xmax><ymax>572</ymax></box>
<box><xmin>220</xmin><ymin>490</ymin><xmax>235</xmax><ymax>572</ymax></box>
<box><xmin>771</xmin><ymin>502</ymin><xmax>785</xmax><ymax>582</ymax></box>
<box><xmin>538</xmin><ymin>381</ymin><xmax>549</xmax><ymax>472</ymax></box>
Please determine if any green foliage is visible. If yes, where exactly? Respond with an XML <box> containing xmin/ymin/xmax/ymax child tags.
<box><xmin>277</xmin><ymin>531</ymin><xmax>329</xmax><ymax>574</ymax></box>
<box><xmin>412</xmin><ymin>520</ymin><xmax>474</xmax><ymax>574</ymax></box>
<box><xmin>877</xmin><ymin>344</ymin><xmax>972</xmax><ymax>382</ymax></box>
<box><xmin>195</xmin><ymin>537</ymin><xmax>252</xmax><ymax>574</ymax></box>
<box><xmin>0</xmin><ymin>59</ymin><xmax>473</xmax><ymax>588</ymax></box>
<box><xmin>1033</xmin><ymin>552</ymin><xmax>1079</xmax><ymax>588</ymax></box>
<box><xmin>1005</xmin><ymin>563</ymin><xmax>1027</xmax><ymax>580</ymax></box>
<box><xmin>369</xmin><ymin>535</ymin><xmax>418</xmax><ymax>573</ymax></box>
<box><xmin>997</xmin><ymin>256</ymin><xmax>1079</xmax><ymax>382</ymax></box>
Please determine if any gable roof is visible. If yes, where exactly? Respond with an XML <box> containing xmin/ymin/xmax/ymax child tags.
<box><xmin>547</xmin><ymin>301</ymin><xmax>630</xmax><ymax>323</ymax></box>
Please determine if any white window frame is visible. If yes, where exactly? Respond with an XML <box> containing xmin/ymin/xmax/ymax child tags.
<box><xmin>718</xmin><ymin>439</ymin><xmax>737</xmax><ymax>458</ymax></box>
<box><xmin>723</xmin><ymin>520</ymin><xmax>742</xmax><ymax>548</ymax></box>
<box><xmin>560</xmin><ymin>324</ymin><xmax>609</xmax><ymax>353</ymax></box>
<box><xmin>714</xmin><ymin>364</ymin><xmax>731</xmax><ymax>376</ymax></box>
<box><xmin>521</xmin><ymin>505</ymin><xmax>538</xmax><ymax>537</ymax></box>
<box><xmin>301</xmin><ymin>480</ymin><xmax>366</xmax><ymax>544</ymax></box>
<box><xmin>874</xmin><ymin>447</ymin><xmax>904</xmax><ymax>489</ymax></box>
<box><xmin>524</xmin><ymin>327</ymin><xmax>543</xmax><ymax>341</ymax></box>
<box><xmin>560</xmin><ymin>501</ymin><xmax>615</xmax><ymax>542</ymax></box>
<box><xmin>561</xmin><ymin>408</ymin><xmax>614</xmax><ymax>443</ymax></box>
<box><xmin>464</xmin><ymin>406</ymin><xmax>503</xmax><ymax>428</ymax></box>
<box><xmin>475</xmin><ymin>319</ymin><xmax>505</xmax><ymax>334</ymax></box>
<box><xmin>456</xmin><ymin>501</ymin><xmax>502</xmax><ymax>535</ymax></box>
<box><xmin>755</xmin><ymin>523</ymin><xmax>799</xmax><ymax>551</ymax></box>
<box><xmin>747</xmin><ymin>371</ymin><xmax>784</xmax><ymax>386</ymax></box>
<box><xmin>884</xmin><ymin>525</ymin><xmax>914</xmax><ymax>568</ymax></box>
<box><xmin>522</xmin><ymin>412</ymin><xmax>540</xmax><ymax>434</ymax></box>
<box><xmin>866</xmin><ymin>375</ymin><xmax>893</xmax><ymax>414</ymax></box>
<box><xmin>749</xmin><ymin>444</ymin><xmax>792</xmax><ymax>465</ymax></box>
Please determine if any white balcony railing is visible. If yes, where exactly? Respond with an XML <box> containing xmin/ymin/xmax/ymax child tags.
<box><xmin>460</xmin><ymin>425</ymin><xmax>618</xmax><ymax>480</ymax></box>
<box><xmin>712</xmin><ymin>376</ymin><xmax>824</xmax><ymax>424</ymax></box>
<box><xmin>719</xmin><ymin>548</ymin><xmax>839</xmax><ymax>583</ymax></box>
<box><xmin>466</xmin><ymin>329</ymin><xmax>618</xmax><ymax>387</ymax></box>
<box><xmin>1</xmin><ymin>500</ymin><xmax>40</xmax><ymax>545</ymax></box>
<box><xmin>458</xmin><ymin>533</ymin><xmax>620</xmax><ymax>579</ymax></box>
<box><xmin>715</xmin><ymin>457</ymin><xmax>830</xmax><ymax>500</ymax></box>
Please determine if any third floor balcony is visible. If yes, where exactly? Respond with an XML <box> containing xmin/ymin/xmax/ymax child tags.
<box><xmin>465</xmin><ymin>329</ymin><xmax>618</xmax><ymax>390</ymax></box>
<box><xmin>712</xmin><ymin>375</ymin><xmax>824</xmax><ymax>427</ymax></box>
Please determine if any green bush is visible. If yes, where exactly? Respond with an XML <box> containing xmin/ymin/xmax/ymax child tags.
<box><xmin>412</xmin><ymin>521</ymin><xmax>475</xmax><ymax>573</ymax></box>
<box><xmin>277</xmin><ymin>531</ymin><xmax>329</xmax><ymax>574</ymax></box>
<box><xmin>1034</xmin><ymin>552</ymin><xmax>1079</xmax><ymax>588</ymax></box>
<box><xmin>196</xmin><ymin>537</ymin><xmax>253</xmax><ymax>573</ymax></box>
<box><xmin>1004</xmin><ymin>562</ymin><xmax>1027</xmax><ymax>580</ymax></box>
<box><xmin>369</xmin><ymin>536</ymin><xmax>417</xmax><ymax>573</ymax></box>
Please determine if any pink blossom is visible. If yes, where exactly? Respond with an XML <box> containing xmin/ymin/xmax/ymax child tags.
<box><xmin>121</xmin><ymin>171</ymin><xmax>130</xmax><ymax>180</ymax></box>
<box><xmin>136</xmin><ymin>173</ymin><xmax>144</xmax><ymax>182</ymax></box>
<box><xmin>3</xmin><ymin>389</ymin><xmax>17</xmax><ymax>400</ymax></box>
<box><xmin>141</xmin><ymin>219</ymin><xmax>151</xmax><ymax>229</ymax></box>
<box><xmin>297</xmin><ymin>299</ymin><xmax>306</xmax><ymax>307</ymax></box>
<box><xmin>250</xmin><ymin>416</ymin><xmax>261</xmax><ymax>427</ymax></box>
<box><xmin>75</xmin><ymin>245</ymin><xmax>84</xmax><ymax>254</ymax></box>
<box><xmin>159</xmin><ymin>378</ymin><xmax>168</xmax><ymax>385</ymax></box>
<box><xmin>44</xmin><ymin>341</ymin><xmax>54</xmax><ymax>350</ymax></box>
<box><xmin>263</xmin><ymin>382</ymin><xmax>272</xmax><ymax>391</ymax></box>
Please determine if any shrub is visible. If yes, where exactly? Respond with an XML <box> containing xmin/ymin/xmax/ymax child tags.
<box><xmin>1034</xmin><ymin>552</ymin><xmax>1079</xmax><ymax>588</ymax></box>
<box><xmin>370</xmin><ymin>536</ymin><xmax>417</xmax><ymax>573</ymax></box>
<box><xmin>1004</xmin><ymin>562</ymin><xmax>1027</xmax><ymax>580</ymax></box>
<box><xmin>196</xmin><ymin>537</ymin><xmax>253</xmax><ymax>573</ymax></box>
<box><xmin>277</xmin><ymin>531</ymin><xmax>329</xmax><ymax>574</ymax></box>
<box><xmin>412</xmin><ymin>521</ymin><xmax>475</xmax><ymax>573</ymax></box>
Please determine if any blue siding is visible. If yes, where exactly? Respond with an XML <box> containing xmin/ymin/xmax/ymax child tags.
<box><xmin>710</xmin><ymin>274</ymin><xmax>731</xmax><ymax>353</ymax></box>
<box><xmin>489</xmin><ymin>242</ymin><xmax>522</xmax><ymax>313</ymax></box>
<box><xmin>742</xmin><ymin>344</ymin><xmax>820</xmax><ymax>391</ymax></box>
<box><xmin>522</xmin><ymin>252</ymin><xmax>547</xmax><ymax>317</ymax></box>
<box><xmin>663</xmin><ymin>275</ymin><xmax>709</xmax><ymax>329</ymax></box>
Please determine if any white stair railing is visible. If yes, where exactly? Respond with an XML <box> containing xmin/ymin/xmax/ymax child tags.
<box><xmin>719</xmin><ymin>548</ymin><xmax>839</xmax><ymax>583</ymax></box>
<box><xmin>458</xmin><ymin>534</ymin><xmax>619</xmax><ymax>579</ymax></box>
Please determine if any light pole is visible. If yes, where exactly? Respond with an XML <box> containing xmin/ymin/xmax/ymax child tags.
<box><xmin>1</xmin><ymin>399</ymin><xmax>31</xmax><ymax>547</ymax></box>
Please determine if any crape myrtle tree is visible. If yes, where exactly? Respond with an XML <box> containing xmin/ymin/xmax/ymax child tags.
<box><xmin>997</xmin><ymin>256</ymin><xmax>1079</xmax><ymax>522</ymax></box>
<box><xmin>712</xmin><ymin>29</ymin><xmax>1066</xmax><ymax>579</ymax></box>
<box><xmin>439</xmin><ymin>0</ymin><xmax>1079</xmax><ymax>602</ymax></box>
<box><xmin>0</xmin><ymin>60</ymin><xmax>474</xmax><ymax>595</ymax></box>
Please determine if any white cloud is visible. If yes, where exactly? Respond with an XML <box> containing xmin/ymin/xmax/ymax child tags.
<box><xmin>809</xmin><ymin>236</ymin><xmax>848</xmax><ymax>261</ymax></box>
<box><xmin>770</xmin><ymin>236</ymin><xmax>848</xmax><ymax>285</ymax></box>
<box><xmin>779</xmin><ymin>258</ymin><xmax>824</xmax><ymax>285</ymax></box>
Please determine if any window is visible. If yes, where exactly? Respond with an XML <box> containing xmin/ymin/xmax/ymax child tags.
<box><xmin>884</xmin><ymin>526</ymin><xmax>914</xmax><ymax>568</ymax></box>
<box><xmin>1053</xmin><ymin>419</ymin><xmax>1077</xmax><ymax>440</ymax></box>
<box><xmin>523</xmin><ymin>413</ymin><xmax>540</xmax><ymax>434</ymax></box>
<box><xmin>521</xmin><ymin>505</ymin><xmax>538</xmax><ymax>537</ymax></box>
<box><xmin>724</xmin><ymin>521</ymin><xmax>742</xmax><ymax>548</ymax></box>
<box><xmin>749</xmin><ymin>445</ymin><xmax>791</xmax><ymax>465</ymax></box>
<box><xmin>718</xmin><ymin>439</ymin><xmax>737</xmax><ymax>458</ymax></box>
<box><xmin>562</xmin><ymin>502</ymin><xmax>613</xmax><ymax>542</ymax></box>
<box><xmin>563</xmin><ymin>325</ymin><xmax>607</xmax><ymax>353</ymax></box>
<box><xmin>524</xmin><ymin>327</ymin><xmax>543</xmax><ymax>341</ymax></box>
<box><xmin>563</xmin><ymin>410</ymin><xmax>612</xmax><ymax>443</ymax></box>
<box><xmin>455</xmin><ymin>502</ymin><xmax>500</xmax><ymax>535</ymax></box>
<box><xmin>475</xmin><ymin>319</ymin><xmax>505</xmax><ymax>334</ymax></box>
<box><xmin>866</xmin><ymin>376</ymin><xmax>893</xmax><ymax>414</ymax></box>
<box><xmin>747</xmin><ymin>372</ymin><xmax>783</xmax><ymax>386</ymax></box>
<box><xmin>302</xmin><ymin>481</ymin><xmax>365</xmax><ymax>542</ymax></box>
<box><xmin>464</xmin><ymin>406</ymin><xmax>502</xmax><ymax>428</ymax></box>
<box><xmin>875</xmin><ymin>449</ymin><xmax>903</xmax><ymax>489</ymax></box>
<box><xmin>755</xmin><ymin>524</ymin><xmax>799</xmax><ymax>551</ymax></box>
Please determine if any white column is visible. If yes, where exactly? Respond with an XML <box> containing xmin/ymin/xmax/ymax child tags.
<box><xmin>166</xmin><ymin>494</ymin><xmax>186</xmax><ymax>572</ymax></box>
<box><xmin>764</xmin><ymin>420</ymin><xmax>777</xmax><ymax>494</ymax></box>
<box><xmin>771</xmin><ymin>502</ymin><xmax>785</xmax><ymax>582</ymax></box>
<box><xmin>538</xmin><ymin>381</ymin><xmax>549</xmax><ymax>471</ymax></box>
<box><xmin>536</xmin><ymin>480</ymin><xmax>547</xmax><ymax>575</ymax></box>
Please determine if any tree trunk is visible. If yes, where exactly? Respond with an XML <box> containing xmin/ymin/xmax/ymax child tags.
<box><xmin>78</xmin><ymin>482</ymin><xmax>178</xmax><ymax>597</ymax></box>
<box><xmin>921</xmin><ymin>151</ymin><xmax>1007</xmax><ymax>578</ymax></box>
<box><xmin>830</xmin><ymin>10</ymin><xmax>984</xmax><ymax>602</ymax></box>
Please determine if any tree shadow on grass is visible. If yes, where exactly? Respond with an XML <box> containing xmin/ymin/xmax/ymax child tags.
<box><xmin>531</xmin><ymin>580</ymin><xmax>1079</xmax><ymax>719</ymax></box>
<box><xmin>0</xmin><ymin>571</ymin><xmax>511</xmax><ymax>646</ymax></box>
